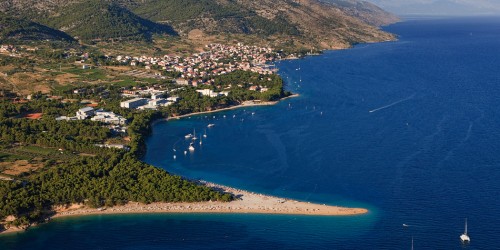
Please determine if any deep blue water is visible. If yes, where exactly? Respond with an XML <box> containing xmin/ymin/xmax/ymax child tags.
<box><xmin>2</xmin><ymin>17</ymin><xmax>500</xmax><ymax>249</ymax></box>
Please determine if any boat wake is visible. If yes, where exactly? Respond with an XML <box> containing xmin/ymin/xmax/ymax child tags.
<box><xmin>369</xmin><ymin>93</ymin><xmax>416</xmax><ymax>113</ymax></box>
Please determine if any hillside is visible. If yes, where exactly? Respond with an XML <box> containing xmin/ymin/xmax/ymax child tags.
<box><xmin>0</xmin><ymin>0</ymin><xmax>398</xmax><ymax>49</ymax></box>
<box><xmin>1</xmin><ymin>0</ymin><xmax>176</xmax><ymax>42</ymax></box>
<box><xmin>0</xmin><ymin>13</ymin><xmax>74</xmax><ymax>43</ymax></box>
<box><xmin>124</xmin><ymin>0</ymin><xmax>301</xmax><ymax>36</ymax></box>
<box><xmin>42</xmin><ymin>1</ymin><xmax>177</xmax><ymax>42</ymax></box>
<box><xmin>323</xmin><ymin>0</ymin><xmax>400</xmax><ymax>26</ymax></box>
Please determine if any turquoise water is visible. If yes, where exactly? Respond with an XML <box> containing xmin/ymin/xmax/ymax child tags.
<box><xmin>2</xmin><ymin>17</ymin><xmax>500</xmax><ymax>249</ymax></box>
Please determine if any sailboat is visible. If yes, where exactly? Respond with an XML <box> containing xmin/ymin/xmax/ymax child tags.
<box><xmin>203</xmin><ymin>129</ymin><xmax>207</xmax><ymax>138</ymax></box>
<box><xmin>192</xmin><ymin>129</ymin><xmax>198</xmax><ymax>140</ymax></box>
<box><xmin>460</xmin><ymin>218</ymin><xmax>470</xmax><ymax>242</ymax></box>
<box><xmin>199</xmin><ymin>134</ymin><xmax>203</xmax><ymax>145</ymax></box>
<box><xmin>188</xmin><ymin>142</ymin><xmax>195</xmax><ymax>151</ymax></box>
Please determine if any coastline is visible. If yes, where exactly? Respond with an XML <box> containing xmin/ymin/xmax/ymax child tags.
<box><xmin>0</xmin><ymin>181</ymin><xmax>366</xmax><ymax>235</ymax></box>
<box><xmin>166</xmin><ymin>94</ymin><xmax>299</xmax><ymax>121</ymax></box>
<box><xmin>0</xmin><ymin>55</ymin><xmax>338</xmax><ymax>237</ymax></box>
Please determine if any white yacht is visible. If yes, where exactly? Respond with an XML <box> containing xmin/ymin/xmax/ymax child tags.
<box><xmin>207</xmin><ymin>124</ymin><xmax>215</xmax><ymax>128</ymax></box>
<box><xmin>188</xmin><ymin>143</ymin><xmax>195</xmax><ymax>151</ymax></box>
<box><xmin>184</xmin><ymin>134</ymin><xmax>193</xmax><ymax>139</ymax></box>
<box><xmin>460</xmin><ymin>218</ymin><xmax>470</xmax><ymax>243</ymax></box>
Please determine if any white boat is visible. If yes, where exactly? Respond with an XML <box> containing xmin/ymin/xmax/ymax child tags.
<box><xmin>173</xmin><ymin>155</ymin><xmax>176</xmax><ymax>159</ymax></box>
<box><xmin>203</xmin><ymin>129</ymin><xmax>207</xmax><ymax>138</ymax></box>
<box><xmin>199</xmin><ymin>134</ymin><xmax>203</xmax><ymax>145</ymax></box>
<box><xmin>192</xmin><ymin>129</ymin><xmax>198</xmax><ymax>140</ymax></box>
<box><xmin>460</xmin><ymin>218</ymin><xmax>470</xmax><ymax>243</ymax></box>
<box><xmin>184</xmin><ymin>134</ymin><xmax>193</xmax><ymax>139</ymax></box>
<box><xmin>188</xmin><ymin>143</ymin><xmax>195</xmax><ymax>151</ymax></box>
<box><xmin>184</xmin><ymin>150</ymin><xmax>187</xmax><ymax>155</ymax></box>
<box><xmin>207</xmin><ymin>124</ymin><xmax>215</xmax><ymax>128</ymax></box>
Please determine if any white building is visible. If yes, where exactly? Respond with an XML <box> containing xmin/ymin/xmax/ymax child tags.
<box><xmin>55</xmin><ymin>116</ymin><xmax>78</xmax><ymax>121</ymax></box>
<box><xmin>148</xmin><ymin>99</ymin><xmax>168</xmax><ymax>107</ymax></box>
<box><xmin>196</xmin><ymin>89</ymin><xmax>217</xmax><ymax>97</ymax></box>
<box><xmin>196</xmin><ymin>89</ymin><xmax>229</xmax><ymax>98</ymax></box>
<box><xmin>91</xmin><ymin>110</ymin><xmax>126</xmax><ymax>125</ymax></box>
<box><xmin>120</xmin><ymin>98</ymin><xmax>148</xmax><ymax>109</ymax></box>
<box><xmin>76</xmin><ymin>107</ymin><xmax>95</xmax><ymax>120</ymax></box>
<box><xmin>167</xmin><ymin>96</ymin><xmax>180</xmax><ymax>102</ymax></box>
<box><xmin>151</xmin><ymin>92</ymin><xmax>165</xmax><ymax>100</ymax></box>
<box><xmin>95</xmin><ymin>144</ymin><xmax>130</xmax><ymax>151</ymax></box>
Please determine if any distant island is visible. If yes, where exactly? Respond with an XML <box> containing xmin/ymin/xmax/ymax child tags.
<box><xmin>0</xmin><ymin>0</ymin><xmax>397</xmax><ymax>235</ymax></box>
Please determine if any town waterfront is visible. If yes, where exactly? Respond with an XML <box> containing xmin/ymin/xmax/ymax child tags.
<box><xmin>2</xmin><ymin>17</ymin><xmax>500</xmax><ymax>249</ymax></box>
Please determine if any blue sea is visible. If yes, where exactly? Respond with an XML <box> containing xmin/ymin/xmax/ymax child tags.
<box><xmin>2</xmin><ymin>17</ymin><xmax>500</xmax><ymax>249</ymax></box>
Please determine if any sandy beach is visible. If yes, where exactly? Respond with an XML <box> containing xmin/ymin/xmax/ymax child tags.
<box><xmin>52</xmin><ymin>181</ymin><xmax>367</xmax><ymax>218</ymax></box>
<box><xmin>1</xmin><ymin>180</ymin><xmax>366</xmax><ymax>235</ymax></box>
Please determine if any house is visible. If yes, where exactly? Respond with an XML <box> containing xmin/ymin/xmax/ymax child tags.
<box><xmin>73</xmin><ymin>88</ymin><xmax>87</xmax><ymax>94</ymax></box>
<box><xmin>76</xmin><ymin>107</ymin><xmax>95</xmax><ymax>120</ymax></box>
<box><xmin>175</xmin><ymin>79</ymin><xmax>189</xmax><ymax>85</ymax></box>
<box><xmin>249</xmin><ymin>86</ymin><xmax>260</xmax><ymax>91</ymax></box>
<box><xmin>122</xmin><ymin>90</ymin><xmax>137</xmax><ymax>95</ymax></box>
<box><xmin>120</xmin><ymin>98</ymin><xmax>148</xmax><ymax>109</ymax></box>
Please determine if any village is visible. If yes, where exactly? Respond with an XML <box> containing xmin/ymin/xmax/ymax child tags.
<box><xmin>114</xmin><ymin>43</ymin><xmax>279</xmax><ymax>86</ymax></box>
<box><xmin>0</xmin><ymin>42</ymin><xmax>288</xmax><ymax>153</ymax></box>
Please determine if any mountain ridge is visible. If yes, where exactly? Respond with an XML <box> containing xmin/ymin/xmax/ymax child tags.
<box><xmin>0</xmin><ymin>0</ymin><xmax>399</xmax><ymax>49</ymax></box>
<box><xmin>0</xmin><ymin>12</ymin><xmax>75</xmax><ymax>43</ymax></box>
